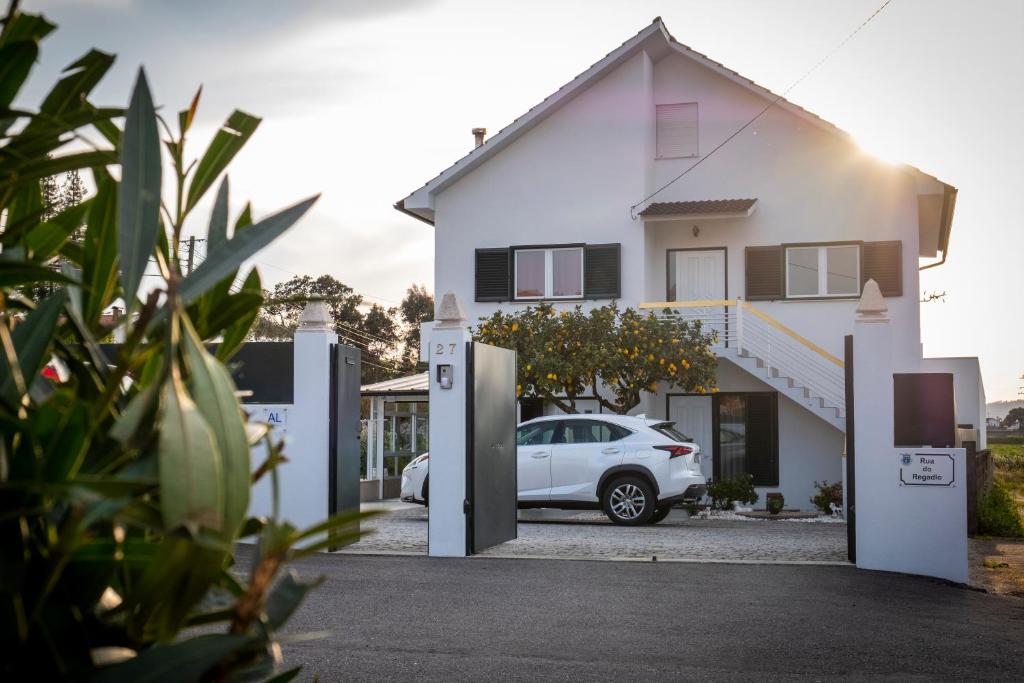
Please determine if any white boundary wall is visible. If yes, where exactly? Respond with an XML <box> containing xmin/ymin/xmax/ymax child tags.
<box><xmin>853</xmin><ymin>283</ymin><xmax>967</xmax><ymax>584</ymax></box>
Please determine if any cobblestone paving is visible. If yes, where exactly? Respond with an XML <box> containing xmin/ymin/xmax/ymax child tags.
<box><xmin>342</xmin><ymin>502</ymin><xmax>848</xmax><ymax>563</ymax></box>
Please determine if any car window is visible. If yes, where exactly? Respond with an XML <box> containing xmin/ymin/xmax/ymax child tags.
<box><xmin>650</xmin><ymin>422</ymin><xmax>692</xmax><ymax>442</ymax></box>
<box><xmin>557</xmin><ymin>420</ymin><xmax>629</xmax><ymax>444</ymax></box>
<box><xmin>517</xmin><ymin>422</ymin><xmax>558</xmax><ymax>446</ymax></box>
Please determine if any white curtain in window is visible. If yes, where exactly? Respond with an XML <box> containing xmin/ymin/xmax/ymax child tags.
<box><xmin>552</xmin><ymin>249</ymin><xmax>582</xmax><ymax>297</ymax></box>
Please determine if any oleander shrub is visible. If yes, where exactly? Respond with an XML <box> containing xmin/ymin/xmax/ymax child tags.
<box><xmin>0</xmin><ymin>8</ymin><xmax>367</xmax><ymax>680</ymax></box>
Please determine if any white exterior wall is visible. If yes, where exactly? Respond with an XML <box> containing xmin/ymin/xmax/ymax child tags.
<box><xmin>434</xmin><ymin>51</ymin><xmax>653</xmax><ymax>324</ymax></box>
<box><xmin>645</xmin><ymin>360</ymin><xmax>843</xmax><ymax>510</ymax></box>
<box><xmin>434</xmin><ymin>49</ymin><xmax>924</xmax><ymax>367</ymax></box>
<box><xmin>645</xmin><ymin>53</ymin><xmax>923</xmax><ymax>367</ymax></box>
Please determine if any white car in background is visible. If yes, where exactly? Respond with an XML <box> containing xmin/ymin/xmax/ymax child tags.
<box><xmin>401</xmin><ymin>414</ymin><xmax>706</xmax><ymax>525</ymax></box>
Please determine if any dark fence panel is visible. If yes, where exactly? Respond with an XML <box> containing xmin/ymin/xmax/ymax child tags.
<box><xmin>98</xmin><ymin>341</ymin><xmax>294</xmax><ymax>404</ymax></box>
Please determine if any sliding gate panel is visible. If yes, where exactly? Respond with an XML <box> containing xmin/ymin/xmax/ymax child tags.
<box><xmin>329</xmin><ymin>343</ymin><xmax>361</xmax><ymax>549</ymax></box>
<box><xmin>467</xmin><ymin>342</ymin><xmax>517</xmax><ymax>554</ymax></box>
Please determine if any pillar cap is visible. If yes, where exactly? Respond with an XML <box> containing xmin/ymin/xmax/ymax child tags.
<box><xmin>298</xmin><ymin>299</ymin><xmax>334</xmax><ymax>331</ymax></box>
<box><xmin>435</xmin><ymin>292</ymin><xmax>467</xmax><ymax>328</ymax></box>
<box><xmin>856</xmin><ymin>279</ymin><xmax>889</xmax><ymax>321</ymax></box>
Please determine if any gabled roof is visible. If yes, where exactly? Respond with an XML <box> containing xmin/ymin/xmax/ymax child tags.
<box><xmin>397</xmin><ymin>17</ymin><xmax>955</xmax><ymax>255</ymax></box>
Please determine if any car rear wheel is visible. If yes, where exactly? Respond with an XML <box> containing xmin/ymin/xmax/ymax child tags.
<box><xmin>602</xmin><ymin>475</ymin><xmax>655</xmax><ymax>526</ymax></box>
<box><xmin>647</xmin><ymin>505</ymin><xmax>672</xmax><ymax>525</ymax></box>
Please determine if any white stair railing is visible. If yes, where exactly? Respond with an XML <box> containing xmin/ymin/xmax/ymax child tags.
<box><xmin>640</xmin><ymin>299</ymin><xmax>845</xmax><ymax>417</ymax></box>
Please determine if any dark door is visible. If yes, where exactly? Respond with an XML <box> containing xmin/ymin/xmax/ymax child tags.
<box><xmin>329</xmin><ymin>343</ymin><xmax>361</xmax><ymax>549</ymax></box>
<box><xmin>467</xmin><ymin>341</ymin><xmax>517</xmax><ymax>554</ymax></box>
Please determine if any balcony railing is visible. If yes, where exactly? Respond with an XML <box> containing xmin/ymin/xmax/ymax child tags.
<box><xmin>639</xmin><ymin>299</ymin><xmax>845</xmax><ymax>416</ymax></box>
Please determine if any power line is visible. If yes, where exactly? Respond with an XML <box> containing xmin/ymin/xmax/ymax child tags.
<box><xmin>630</xmin><ymin>0</ymin><xmax>895</xmax><ymax>217</ymax></box>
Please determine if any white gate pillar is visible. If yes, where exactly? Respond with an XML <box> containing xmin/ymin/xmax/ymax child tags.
<box><xmin>286</xmin><ymin>301</ymin><xmax>338</xmax><ymax>529</ymax></box>
<box><xmin>852</xmin><ymin>281</ymin><xmax>967</xmax><ymax>583</ymax></box>
<box><xmin>427</xmin><ymin>293</ymin><xmax>472</xmax><ymax>557</ymax></box>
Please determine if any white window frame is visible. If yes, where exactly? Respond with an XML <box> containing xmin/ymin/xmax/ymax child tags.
<box><xmin>513</xmin><ymin>247</ymin><xmax>584</xmax><ymax>300</ymax></box>
<box><xmin>785</xmin><ymin>244</ymin><xmax>860</xmax><ymax>299</ymax></box>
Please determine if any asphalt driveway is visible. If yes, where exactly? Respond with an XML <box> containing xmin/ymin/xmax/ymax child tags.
<box><xmin>262</xmin><ymin>551</ymin><xmax>1024</xmax><ymax>681</ymax></box>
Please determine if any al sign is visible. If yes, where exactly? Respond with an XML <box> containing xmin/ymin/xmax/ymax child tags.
<box><xmin>899</xmin><ymin>452</ymin><xmax>955</xmax><ymax>487</ymax></box>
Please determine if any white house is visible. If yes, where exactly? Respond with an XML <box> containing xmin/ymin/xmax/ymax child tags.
<box><xmin>396</xmin><ymin>18</ymin><xmax>984</xmax><ymax>509</ymax></box>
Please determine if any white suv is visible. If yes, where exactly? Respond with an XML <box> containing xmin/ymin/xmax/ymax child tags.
<box><xmin>400</xmin><ymin>414</ymin><xmax>707</xmax><ymax>525</ymax></box>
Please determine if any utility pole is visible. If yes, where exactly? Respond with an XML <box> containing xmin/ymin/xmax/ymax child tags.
<box><xmin>185</xmin><ymin>235</ymin><xmax>196</xmax><ymax>275</ymax></box>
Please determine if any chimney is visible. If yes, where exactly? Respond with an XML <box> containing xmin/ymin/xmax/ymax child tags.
<box><xmin>472</xmin><ymin>127</ymin><xmax>486</xmax><ymax>148</ymax></box>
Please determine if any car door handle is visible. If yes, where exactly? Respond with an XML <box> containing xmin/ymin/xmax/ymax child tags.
<box><xmin>602</xmin><ymin>448</ymin><xmax>620</xmax><ymax>455</ymax></box>
<box><xmin>530</xmin><ymin>452</ymin><xmax>550</xmax><ymax>459</ymax></box>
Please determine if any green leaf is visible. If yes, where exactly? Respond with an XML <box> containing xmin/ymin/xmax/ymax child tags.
<box><xmin>117</xmin><ymin>68</ymin><xmax>162</xmax><ymax>309</ymax></box>
<box><xmin>82</xmin><ymin>173</ymin><xmax>120</xmax><ymax>326</ymax></box>
<box><xmin>184</xmin><ymin>110</ymin><xmax>260</xmax><ymax>213</ymax></box>
<box><xmin>234</xmin><ymin>202</ymin><xmax>253</xmax><ymax>232</ymax></box>
<box><xmin>265</xmin><ymin>569</ymin><xmax>323</xmax><ymax>631</ymax></box>
<box><xmin>217</xmin><ymin>268</ymin><xmax>262</xmax><ymax>361</ymax></box>
<box><xmin>0</xmin><ymin>12</ymin><xmax>55</xmax><ymax>110</ymax></box>
<box><xmin>177</xmin><ymin>85</ymin><xmax>201</xmax><ymax>136</ymax></box>
<box><xmin>34</xmin><ymin>49</ymin><xmax>115</xmax><ymax>120</ymax></box>
<box><xmin>24</xmin><ymin>200</ymin><xmax>91</xmax><ymax>261</ymax></box>
<box><xmin>0</xmin><ymin>290</ymin><xmax>65</xmax><ymax>407</ymax></box>
<box><xmin>182</xmin><ymin>319</ymin><xmax>248</xmax><ymax>538</ymax></box>
<box><xmin>0</xmin><ymin>42</ymin><xmax>38</xmax><ymax>110</ymax></box>
<box><xmin>0</xmin><ymin>262</ymin><xmax>73</xmax><ymax>288</ymax></box>
<box><xmin>178</xmin><ymin>195</ymin><xmax>318</xmax><ymax>305</ymax></box>
<box><xmin>110</xmin><ymin>382</ymin><xmax>158</xmax><ymax>448</ymax></box>
<box><xmin>206</xmin><ymin>176</ymin><xmax>229</xmax><ymax>253</ymax></box>
<box><xmin>90</xmin><ymin>633</ymin><xmax>254</xmax><ymax>683</ymax></box>
<box><xmin>158</xmin><ymin>378</ymin><xmax>224</xmax><ymax>532</ymax></box>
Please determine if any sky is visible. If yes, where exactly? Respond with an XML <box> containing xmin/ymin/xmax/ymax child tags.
<box><xmin>19</xmin><ymin>0</ymin><xmax>1024</xmax><ymax>401</ymax></box>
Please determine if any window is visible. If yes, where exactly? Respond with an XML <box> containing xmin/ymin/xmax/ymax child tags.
<box><xmin>715</xmin><ymin>393</ymin><xmax>778</xmax><ymax>486</ymax></box>
<box><xmin>785</xmin><ymin>245</ymin><xmax>859</xmax><ymax>298</ymax></box>
<box><xmin>476</xmin><ymin>244</ymin><xmax>620</xmax><ymax>302</ymax></box>
<box><xmin>517</xmin><ymin>422</ymin><xmax>558</xmax><ymax>446</ymax></box>
<box><xmin>656</xmin><ymin>102</ymin><xmax>698</xmax><ymax>159</ymax></box>
<box><xmin>651</xmin><ymin>422</ymin><xmax>692</xmax><ymax>443</ymax></box>
<box><xmin>557</xmin><ymin>419</ymin><xmax>630</xmax><ymax>444</ymax></box>
<box><xmin>514</xmin><ymin>247</ymin><xmax>583</xmax><ymax>300</ymax></box>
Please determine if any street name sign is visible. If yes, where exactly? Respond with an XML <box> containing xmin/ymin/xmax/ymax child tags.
<box><xmin>898</xmin><ymin>452</ymin><xmax>955</xmax><ymax>487</ymax></box>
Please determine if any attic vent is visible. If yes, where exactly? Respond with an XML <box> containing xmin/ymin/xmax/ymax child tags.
<box><xmin>656</xmin><ymin>102</ymin><xmax>698</xmax><ymax>159</ymax></box>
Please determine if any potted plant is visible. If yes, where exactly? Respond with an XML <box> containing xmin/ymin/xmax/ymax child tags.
<box><xmin>766</xmin><ymin>493</ymin><xmax>785</xmax><ymax>515</ymax></box>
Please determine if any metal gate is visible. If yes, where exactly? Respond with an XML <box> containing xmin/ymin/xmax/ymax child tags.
<box><xmin>466</xmin><ymin>341</ymin><xmax>517</xmax><ymax>554</ymax></box>
<box><xmin>329</xmin><ymin>343</ymin><xmax>361</xmax><ymax>548</ymax></box>
<box><xmin>844</xmin><ymin>335</ymin><xmax>856</xmax><ymax>563</ymax></box>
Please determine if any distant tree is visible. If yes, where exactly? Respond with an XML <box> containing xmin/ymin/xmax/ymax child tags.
<box><xmin>1004</xmin><ymin>407</ymin><xmax>1024</xmax><ymax>429</ymax></box>
<box><xmin>251</xmin><ymin>274</ymin><xmax>403</xmax><ymax>382</ymax></box>
<box><xmin>30</xmin><ymin>169</ymin><xmax>87</xmax><ymax>300</ymax></box>
<box><xmin>399</xmin><ymin>284</ymin><xmax>433</xmax><ymax>370</ymax></box>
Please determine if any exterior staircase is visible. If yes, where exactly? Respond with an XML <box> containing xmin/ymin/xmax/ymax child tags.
<box><xmin>640</xmin><ymin>299</ymin><xmax>846</xmax><ymax>432</ymax></box>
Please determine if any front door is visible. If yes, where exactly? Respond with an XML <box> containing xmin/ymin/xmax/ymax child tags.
<box><xmin>668</xmin><ymin>248</ymin><xmax>727</xmax><ymax>342</ymax></box>
<box><xmin>668</xmin><ymin>395</ymin><xmax>714</xmax><ymax>480</ymax></box>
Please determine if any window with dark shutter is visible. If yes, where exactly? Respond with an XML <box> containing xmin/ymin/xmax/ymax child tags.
<box><xmin>744</xmin><ymin>394</ymin><xmax>779</xmax><ymax>487</ymax></box>
<box><xmin>861</xmin><ymin>240</ymin><xmax>902</xmax><ymax>297</ymax></box>
<box><xmin>745</xmin><ymin>246</ymin><xmax>783</xmax><ymax>300</ymax></box>
<box><xmin>584</xmin><ymin>243</ymin><xmax>620</xmax><ymax>299</ymax></box>
<box><xmin>475</xmin><ymin>248</ymin><xmax>510</xmax><ymax>302</ymax></box>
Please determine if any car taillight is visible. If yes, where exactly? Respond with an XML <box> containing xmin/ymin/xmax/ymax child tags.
<box><xmin>654</xmin><ymin>445</ymin><xmax>693</xmax><ymax>458</ymax></box>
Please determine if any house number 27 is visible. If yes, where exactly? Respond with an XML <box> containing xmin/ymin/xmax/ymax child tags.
<box><xmin>435</xmin><ymin>343</ymin><xmax>457</xmax><ymax>355</ymax></box>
